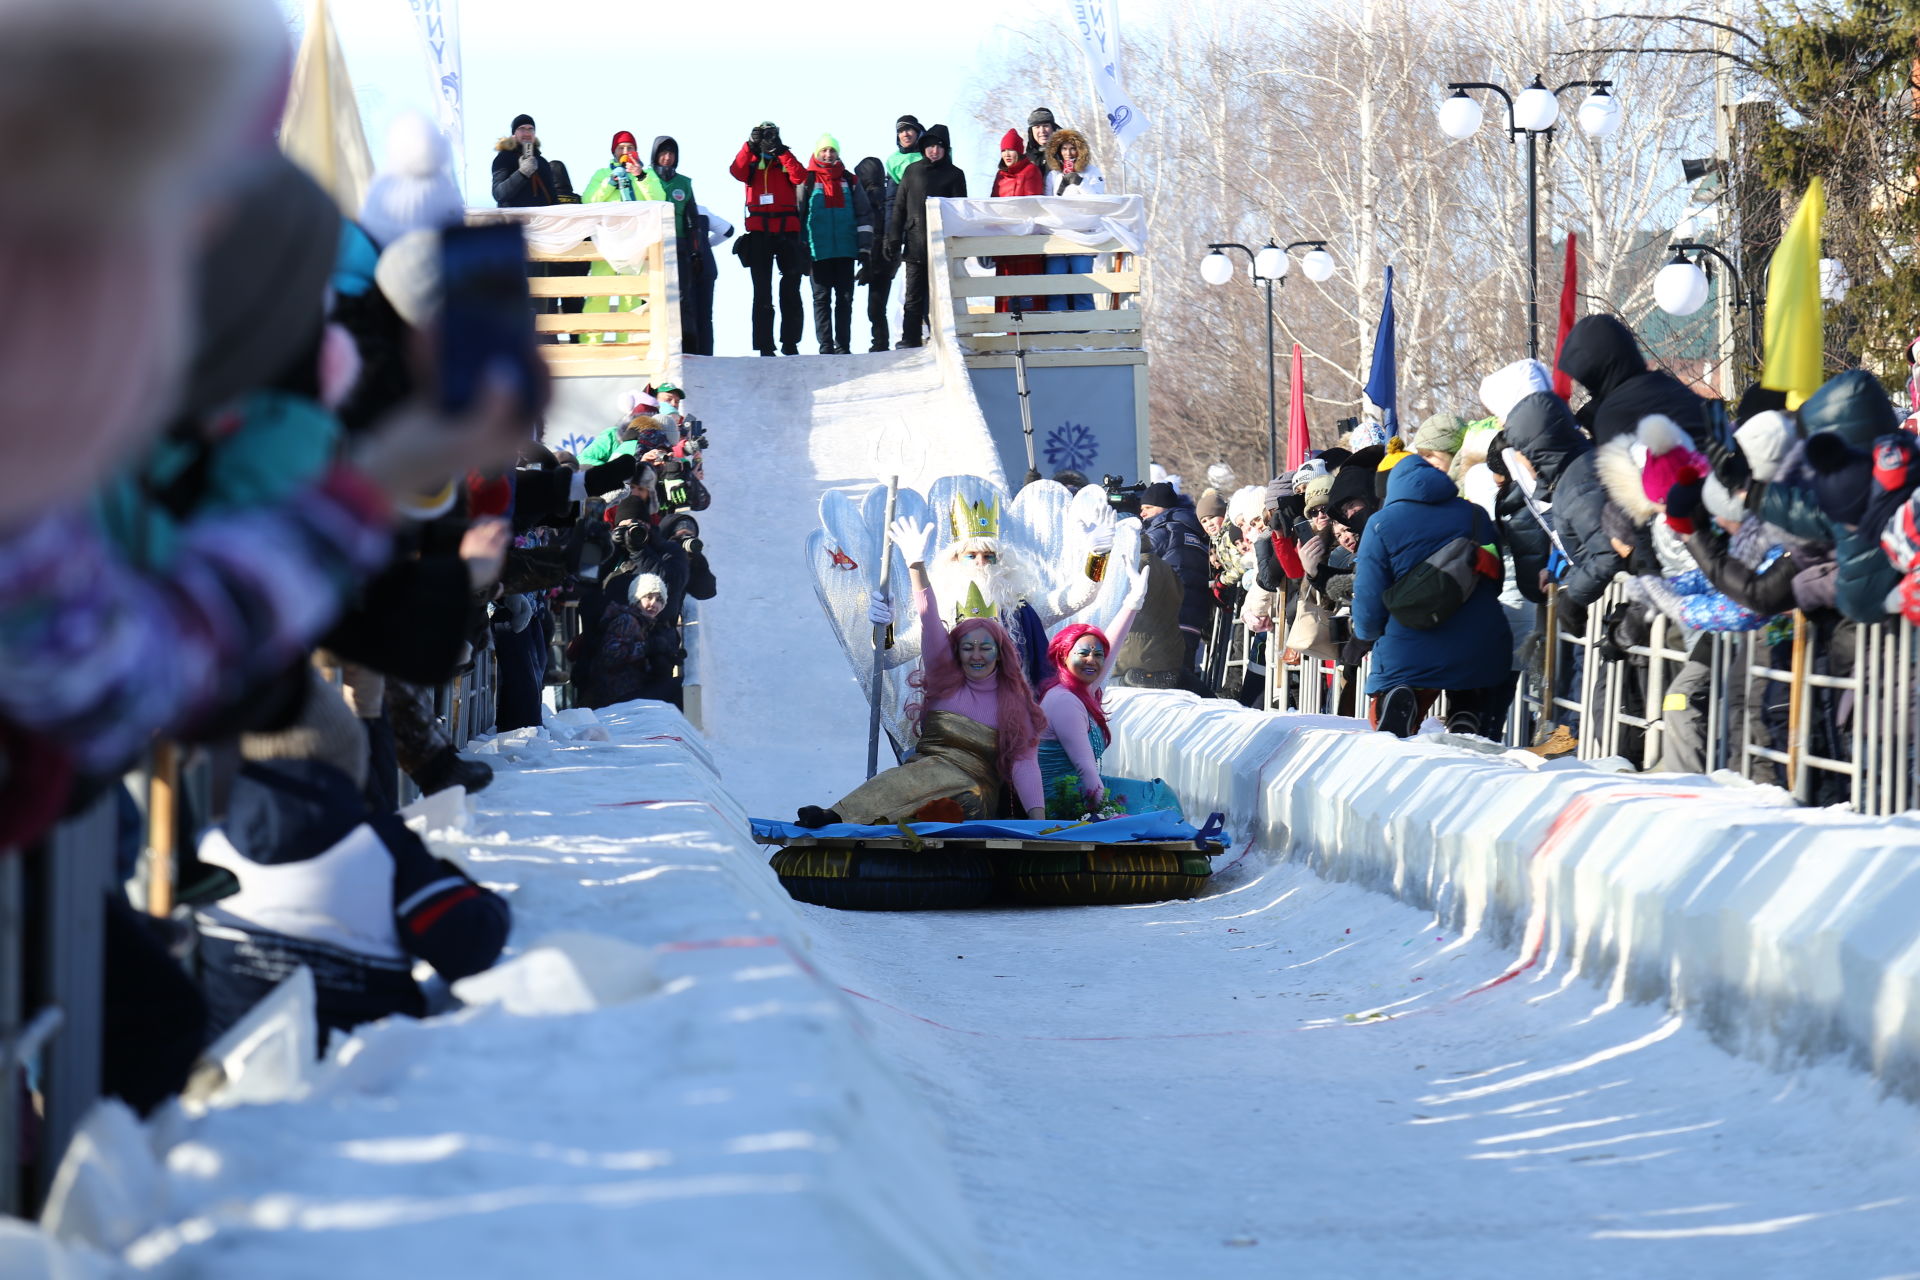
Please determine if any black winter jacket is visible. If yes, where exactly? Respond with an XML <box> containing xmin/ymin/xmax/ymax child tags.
<box><xmin>854</xmin><ymin>156</ymin><xmax>897</xmax><ymax>282</ymax></box>
<box><xmin>1142</xmin><ymin>500</ymin><xmax>1214</xmax><ymax>632</ymax></box>
<box><xmin>886</xmin><ymin>136</ymin><xmax>968</xmax><ymax>265</ymax></box>
<box><xmin>1556</xmin><ymin>314</ymin><xmax>1714</xmax><ymax>446</ymax></box>
<box><xmin>1502</xmin><ymin>392</ymin><xmax>1621</xmax><ymax>606</ymax></box>
<box><xmin>492</xmin><ymin>138</ymin><xmax>559</xmax><ymax>208</ymax></box>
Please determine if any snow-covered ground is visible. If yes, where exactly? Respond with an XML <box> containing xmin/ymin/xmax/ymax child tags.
<box><xmin>61</xmin><ymin>351</ymin><xmax>1920</xmax><ymax>1277</ymax></box>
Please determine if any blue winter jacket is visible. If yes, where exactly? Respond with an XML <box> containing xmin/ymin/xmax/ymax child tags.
<box><xmin>1353</xmin><ymin>458</ymin><xmax>1513</xmax><ymax>694</ymax></box>
<box><xmin>799</xmin><ymin>174</ymin><xmax>875</xmax><ymax>263</ymax></box>
<box><xmin>1142</xmin><ymin>500</ymin><xmax>1213</xmax><ymax>632</ymax></box>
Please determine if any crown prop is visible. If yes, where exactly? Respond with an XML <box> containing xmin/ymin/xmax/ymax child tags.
<box><xmin>949</xmin><ymin>493</ymin><xmax>1000</xmax><ymax>541</ymax></box>
<box><xmin>955</xmin><ymin>582</ymin><xmax>999</xmax><ymax>621</ymax></box>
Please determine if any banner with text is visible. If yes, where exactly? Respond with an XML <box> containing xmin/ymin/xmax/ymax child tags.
<box><xmin>1069</xmin><ymin>0</ymin><xmax>1150</xmax><ymax>154</ymax></box>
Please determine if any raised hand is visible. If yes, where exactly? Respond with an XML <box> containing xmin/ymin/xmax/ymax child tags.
<box><xmin>1122</xmin><ymin>560</ymin><xmax>1151</xmax><ymax>611</ymax></box>
<box><xmin>888</xmin><ymin>517</ymin><xmax>936</xmax><ymax>568</ymax></box>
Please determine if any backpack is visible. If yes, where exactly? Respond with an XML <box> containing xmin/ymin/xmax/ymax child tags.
<box><xmin>1381</xmin><ymin>536</ymin><xmax>1500</xmax><ymax>629</ymax></box>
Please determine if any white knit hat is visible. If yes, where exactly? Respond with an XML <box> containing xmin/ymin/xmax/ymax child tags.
<box><xmin>1734</xmin><ymin>409</ymin><xmax>1795</xmax><ymax>484</ymax></box>
<box><xmin>358</xmin><ymin>112</ymin><xmax>466</xmax><ymax>249</ymax></box>
<box><xmin>1478</xmin><ymin>359</ymin><xmax>1553</xmax><ymax>421</ymax></box>
<box><xmin>629</xmin><ymin>572</ymin><xmax>669</xmax><ymax>605</ymax></box>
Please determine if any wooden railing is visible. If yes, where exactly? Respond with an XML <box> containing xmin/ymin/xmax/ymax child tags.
<box><xmin>940</xmin><ymin>229</ymin><xmax>1144</xmax><ymax>371</ymax></box>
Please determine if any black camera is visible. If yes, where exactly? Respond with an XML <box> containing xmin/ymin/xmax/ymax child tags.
<box><xmin>1101</xmin><ymin>473</ymin><xmax>1147</xmax><ymax>516</ymax></box>
<box><xmin>677</xmin><ymin>413</ymin><xmax>709</xmax><ymax>451</ymax></box>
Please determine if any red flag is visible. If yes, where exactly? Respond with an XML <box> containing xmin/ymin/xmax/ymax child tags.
<box><xmin>1551</xmin><ymin>232</ymin><xmax>1578</xmax><ymax>401</ymax></box>
<box><xmin>1286</xmin><ymin>343</ymin><xmax>1310</xmax><ymax>471</ymax></box>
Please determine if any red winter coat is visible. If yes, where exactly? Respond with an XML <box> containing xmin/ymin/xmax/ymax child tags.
<box><xmin>730</xmin><ymin>143</ymin><xmax>810</xmax><ymax>233</ymax></box>
<box><xmin>992</xmin><ymin>159</ymin><xmax>1046</xmax><ymax>311</ymax></box>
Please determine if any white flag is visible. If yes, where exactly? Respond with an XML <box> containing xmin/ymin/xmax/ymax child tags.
<box><xmin>406</xmin><ymin>0</ymin><xmax>466</xmax><ymax>194</ymax></box>
<box><xmin>1069</xmin><ymin>0</ymin><xmax>1149</xmax><ymax>154</ymax></box>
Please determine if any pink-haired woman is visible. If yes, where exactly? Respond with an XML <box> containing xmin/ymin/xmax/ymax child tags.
<box><xmin>794</xmin><ymin>518</ymin><xmax>1050</xmax><ymax>828</ymax></box>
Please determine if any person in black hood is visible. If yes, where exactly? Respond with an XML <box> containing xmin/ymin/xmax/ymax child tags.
<box><xmin>854</xmin><ymin>155</ymin><xmax>898</xmax><ymax>351</ymax></box>
<box><xmin>885</xmin><ymin>123</ymin><xmax>968</xmax><ymax>348</ymax></box>
<box><xmin>1138</xmin><ymin>481</ymin><xmax>1213</xmax><ymax>689</ymax></box>
<box><xmin>1556</xmin><ymin>313</ymin><xmax>1714</xmax><ymax>446</ymax></box>
<box><xmin>1500</xmin><ymin>391</ymin><xmax>1621</xmax><ymax>608</ymax></box>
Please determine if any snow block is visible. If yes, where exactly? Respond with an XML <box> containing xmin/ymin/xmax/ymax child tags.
<box><xmin>1104</xmin><ymin>690</ymin><xmax>1920</xmax><ymax>1098</ymax></box>
<box><xmin>126</xmin><ymin>702</ymin><xmax>982</xmax><ymax>1279</ymax></box>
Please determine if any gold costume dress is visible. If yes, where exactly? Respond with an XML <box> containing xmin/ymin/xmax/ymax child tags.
<box><xmin>830</xmin><ymin>710</ymin><xmax>1004</xmax><ymax>825</ymax></box>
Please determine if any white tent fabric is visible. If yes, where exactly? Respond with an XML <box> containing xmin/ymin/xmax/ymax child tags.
<box><xmin>933</xmin><ymin>194</ymin><xmax>1146</xmax><ymax>254</ymax></box>
<box><xmin>472</xmin><ymin>203</ymin><xmax>668</xmax><ymax>275</ymax></box>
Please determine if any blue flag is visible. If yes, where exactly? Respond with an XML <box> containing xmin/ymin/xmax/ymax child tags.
<box><xmin>1363</xmin><ymin>265</ymin><xmax>1397</xmax><ymax>434</ymax></box>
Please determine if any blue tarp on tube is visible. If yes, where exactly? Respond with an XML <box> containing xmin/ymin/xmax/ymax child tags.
<box><xmin>750</xmin><ymin>810</ymin><xmax>1226</xmax><ymax>846</ymax></box>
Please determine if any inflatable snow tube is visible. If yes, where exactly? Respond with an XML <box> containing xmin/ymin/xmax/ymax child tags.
<box><xmin>769</xmin><ymin>846</ymin><xmax>996</xmax><ymax>911</ymax></box>
<box><xmin>996</xmin><ymin>848</ymin><xmax>1213</xmax><ymax>906</ymax></box>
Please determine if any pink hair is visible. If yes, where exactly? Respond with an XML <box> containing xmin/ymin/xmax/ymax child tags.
<box><xmin>1040</xmin><ymin>623</ymin><xmax>1111</xmax><ymax>740</ymax></box>
<box><xmin>907</xmin><ymin>616</ymin><xmax>1047</xmax><ymax>784</ymax></box>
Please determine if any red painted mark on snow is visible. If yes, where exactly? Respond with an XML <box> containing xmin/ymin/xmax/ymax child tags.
<box><xmin>655</xmin><ymin>935</ymin><xmax>782</xmax><ymax>953</ymax></box>
<box><xmin>1451</xmin><ymin>788</ymin><xmax>1698</xmax><ymax>1003</ymax></box>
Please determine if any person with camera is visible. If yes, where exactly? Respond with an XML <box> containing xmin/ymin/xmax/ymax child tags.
<box><xmin>884</xmin><ymin>123</ymin><xmax>967</xmax><ymax>349</ymax></box>
<box><xmin>729</xmin><ymin>121</ymin><xmax>810</xmax><ymax>356</ymax></box>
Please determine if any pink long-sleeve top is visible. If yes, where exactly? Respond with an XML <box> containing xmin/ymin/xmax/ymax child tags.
<box><xmin>1037</xmin><ymin>601</ymin><xmax>1140</xmax><ymax>786</ymax></box>
<box><xmin>915</xmin><ymin>586</ymin><xmax>1043</xmax><ymax>814</ymax></box>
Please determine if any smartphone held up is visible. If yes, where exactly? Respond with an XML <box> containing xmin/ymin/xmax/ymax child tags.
<box><xmin>437</xmin><ymin>222</ymin><xmax>548</xmax><ymax>420</ymax></box>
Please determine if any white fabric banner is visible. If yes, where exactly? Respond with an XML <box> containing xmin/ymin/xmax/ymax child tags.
<box><xmin>471</xmin><ymin>202</ymin><xmax>667</xmax><ymax>274</ymax></box>
<box><xmin>933</xmin><ymin>194</ymin><xmax>1147</xmax><ymax>255</ymax></box>
<box><xmin>406</xmin><ymin>0</ymin><xmax>465</xmax><ymax>194</ymax></box>
<box><xmin>1068</xmin><ymin>0</ymin><xmax>1150</xmax><ymax>154</ymax></box>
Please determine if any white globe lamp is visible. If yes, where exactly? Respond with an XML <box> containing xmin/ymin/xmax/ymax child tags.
<box><xmin>1513</xmin><ymin>79</ymin><xmax>1559</xmax><ymax>132</ymax></box>
<box><xmin>1577</xmin><ymin>88</ymin><xmax>1621</xmax><ymax>138</ymax></box>
<box><xmin>1254</xmin><ymin>243</ymin><xmax>1288</xmax><ymax>280</ymax></box>
<box><xmin>1438</xmin><ymin>90</ymin><xmax>1483</xmax><ymax>140</ymax></box>
<box><xmin>1200</xmin><ymin>251</ymin><xmax>1234</xmax><ymax>286</ymax></box>
<box><xmin>1654</xmin><ymin>256</ymin><xmax>1711</xmax><ymax>317</ymax></box>
<box><xmin>1301</xmin><ymin>247</ymin><xmax>1336</xmax><ymax>283</ymax></box>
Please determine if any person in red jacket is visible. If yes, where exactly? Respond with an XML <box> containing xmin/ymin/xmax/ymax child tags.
<box><xmin>990</xmin><ymin>127</ymin><xmax>1045</xmax><ymax>314</ymax></box>
<box><xmin>729</xmin><ymin>120</ymin><xmax>810</xmax><ymax>356</ymax></box>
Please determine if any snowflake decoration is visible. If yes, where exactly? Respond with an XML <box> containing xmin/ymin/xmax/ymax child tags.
<box><xmin>1044</xmin><ymin>421</ymin><xmax>1100</xmax><ymax>472</ymax></box>
<box><xmin>560</xmin><ymin>433</ymin><xmax>596</xmax><ymax>457</ymax></box>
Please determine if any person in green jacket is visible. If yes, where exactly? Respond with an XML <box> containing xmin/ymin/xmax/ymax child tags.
<box><xmin>636</xmin><ymin>135</ymin><xmax>705</xmax><ymax>353</ymax></box>
<box><xmin>579</xmin><ymin>131</ymin><xmax>647</xmax><ymax>341</ymax></box>
<box><xmin>884</xmin><ymin>114</ymin><xmax>924</xmax><ymax>184</ymax></box>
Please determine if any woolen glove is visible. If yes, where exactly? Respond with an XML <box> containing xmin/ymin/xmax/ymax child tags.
<box><xmin>888</xmin><ymin>516</ymin><xmax>936</xmax><ymax>567</ymax></box>
<box><xmin>518</xmin><ymin>154</ymin><xmax>538</xmax><ymax>176</ymax></box>
<box><xmin>867</xmin><ymin>596</ymin><xmax>894</xmax><ymax>626</ymax></box>
<box><xmin>581</xmin><ymin>454</ymin><xmax>637</xmax><ymax>496</ymax></box>
<box><xmin>1663</xmin><ymin>478</ymin><xmax>1703</xmax><ymax>535</ymax></box>
<box><xmin>1121</xmin><ymin>561</ymin><xmax>1151</xmax><ymax>611</ymax></box>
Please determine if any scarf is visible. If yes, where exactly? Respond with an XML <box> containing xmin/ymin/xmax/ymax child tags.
<box><xmin>809</xmin><ymin>157</ymin><xmax>848</xmax><ymax>208</ymax></box>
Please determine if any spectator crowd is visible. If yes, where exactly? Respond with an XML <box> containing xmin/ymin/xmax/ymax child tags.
<box><xmin>0</xmin><ymin>0</ymin><xmax>719</xmax><ymax>1141</ymax></box>
<box><xmin>497</xmin><ymin>106</ymin><xmax>1107</xmax><ymax>356</ymax></box>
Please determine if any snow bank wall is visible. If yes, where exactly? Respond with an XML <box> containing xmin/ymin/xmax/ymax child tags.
<box><xmin>1104</xmin><ymin>690</ymin><xmax>1920</xmax><ymax>1098</ymax></box>
<box><xmin>113</xmin><ymin>704</ymin><xmax>982</xmax><ymax>1279</ymax></box>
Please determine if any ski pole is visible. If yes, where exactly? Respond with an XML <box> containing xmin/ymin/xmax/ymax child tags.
<box><xmin>867</xmin><ymin>475</ymin><xmax>900</xmax><ymax>779</ymax></box>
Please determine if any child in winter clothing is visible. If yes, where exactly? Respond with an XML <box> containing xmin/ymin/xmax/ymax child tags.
<box><xmin>195</xmin><ymin>674</ymin><xmax>511</xmax><ymax>1041</ymax></box>
<box><xmin>800</xmin><ymin>136</ymin><xmax>876</xmax><ymax>355</ymax></box>
<box><xmin>990</xmin><ymin>127</ymin><xmax>1045</xmax><ymax>313</ymax></box>
<box><xmin>854</xmin><ymin>156</ymin><xmax>898</xmax><ymax>351</ymax></box>
<box><xmin>580</xmin><ymin>571</ymin><xmax>684</xmax><ymax>708</ymax></box>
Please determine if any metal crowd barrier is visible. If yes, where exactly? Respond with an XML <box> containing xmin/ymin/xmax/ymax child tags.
<box><xmin>1235</xmin><ymin>574</ymin><xmax>1919</xmax><ymax>815</ymax></box>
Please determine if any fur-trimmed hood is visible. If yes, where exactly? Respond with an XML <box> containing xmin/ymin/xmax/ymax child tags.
<box><xmin>1594</xmin><ymin>413</ymin><xmax>1706</xmax><ymax>527</ymax></box>
<box><xmin>1045</xmin><ymin>128</ymin><xmax>1093</xmax><ymax>173</ymax></box>
<box><xmin>1595</xmin><ymin>439</ymin><xmax>1655</xmax><ymax>526</ymax></box>
<box><xmin>495</xmin><ymin>136</ymin><xmax>542</xmax><ymax>153</ymax></box>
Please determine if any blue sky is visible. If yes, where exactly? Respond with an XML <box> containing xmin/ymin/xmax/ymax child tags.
<box><xmin>300</xmin><ymin>0</ymin><xmax>1110</xmax><ymax>354</ymax></box>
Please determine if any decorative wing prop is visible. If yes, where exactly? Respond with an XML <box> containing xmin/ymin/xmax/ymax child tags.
<box><xmin>807</xmin><ymin>477</ymin><xmax>1140</xmax><ymax>753</ymax></box>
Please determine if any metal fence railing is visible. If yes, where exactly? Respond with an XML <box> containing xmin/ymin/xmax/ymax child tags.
<box><xmin>1233</xmin><ymin>574</ymin><xmax>1920</xmax><ymax>815</ymax></box>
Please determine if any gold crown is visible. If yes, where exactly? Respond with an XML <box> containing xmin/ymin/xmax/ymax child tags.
<box><xmin>949</xmin><ymin>493</ymin><xmax>1000</xmax><ymax>541</ymax></box>
<box><xmin>954</xmin><ymin>582</ymin><xmax>999</xmax><ymax>620</ymax></box>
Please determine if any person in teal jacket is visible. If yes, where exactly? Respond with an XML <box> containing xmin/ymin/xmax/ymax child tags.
<box><xmin>799</xmin><ymin>135</ymin><xmax>875</xmax><ymax>355</ymax></box>
<box><xmin>635</xmin><ymin>135</ymin><xmax>694</xmax><ymax>239</ymax></box>
<box><xmin>635</xmin><ymin>135</ymin><xmax>706</xmax><ymax>354</ymax></box>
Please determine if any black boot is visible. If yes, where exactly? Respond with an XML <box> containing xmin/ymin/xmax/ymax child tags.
<box><xmin>412</xmin><ymin>745</ymin><xmax>494</xmax><ymax>795</ymax></box>
<box><xmin>794</xmin><ymin>805</ymin><xmax>842</xmax><ymax>829</ymax></box>
<box><xmin>1376</xmin><ymin>687</ymin><xmax>1421</xmax><ymax>739</ymax></box>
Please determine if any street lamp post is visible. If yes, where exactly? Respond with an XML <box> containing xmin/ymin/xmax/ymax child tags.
<box><xmin>1438</xmin><ymin>77</ymin><xmax>1621</xmax><ymax>360</ymax></box>
<box><xmin>1654</xmin><ymin>241</ymin><xmax>1763</xmax><ymax>372</ymax></box>
<box><xmin>1200</xmin><ymin>240</ymin><xmax>1331</xmax><ymax>478</ymax></box>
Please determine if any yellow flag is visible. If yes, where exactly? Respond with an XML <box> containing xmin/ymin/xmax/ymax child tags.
<box><xmin>279</xmin><ymin>0</ymin><xmax>373</xmax><ymax>215</ymax></box>
<box><xmin>1761</xmin><ymin>178</ymin><xmax>1826</xmax><ymax>410</ymax></box>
